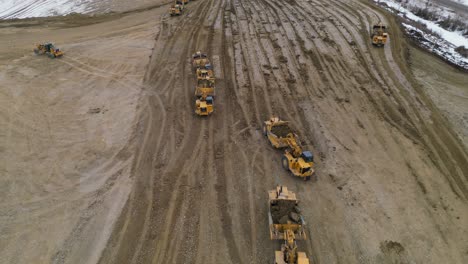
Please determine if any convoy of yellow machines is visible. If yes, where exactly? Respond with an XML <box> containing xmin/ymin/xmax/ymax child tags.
<box><xmin>33</xmin><ymin>4</ymin><xmax>392</xmax><ymax>263</ymax></box>
<box><xmin>192</xmin><ymin>51</ymin><xmax>215</xmax><ymax>116</ymax></box>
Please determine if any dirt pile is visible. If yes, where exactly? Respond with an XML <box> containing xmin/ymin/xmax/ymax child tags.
<box><xmin>271</xmin><ymin>124</ymin><xmax>294</xmax><ymax>137</ymax></box>
<box><xmin>270</xmin><ymin>199</ymin><xmax>303</xmax><ymax>224</ymax></box>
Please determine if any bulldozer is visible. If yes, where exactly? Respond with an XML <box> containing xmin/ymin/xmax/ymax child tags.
<box><xmin>275</xmin><ymin>229</ymin><xmax>310</xmax><ymax>264</ymax></box>
<box><xmin>371</xmin><ymin>23</ymin><xmax>388</xmax><ymax>47</ymax></box>
<box><xmin>268</xmin><ymin>186</ymin><xmax>307</xmax><ymax>240</ymax></box>
<box><xmin>195</xmin><ymin>93</ymin><xmax>214</xmax><ymax>116</ymax></box>
<box><xmin>263</xmin><ymin>117</ymin><xmax>298</xmax><ymax>149</ymax></box>
<box><xmin>192</xmin><ymin>51</ymin><xmax>210</xmax><ymax>70</ymax></box>
<box><xmin>34</xmin><ymin>43</ymin><xmax>64</xmax><ymax>58</ymax></box>
<box><xmin>195</xmin><ymin>76</ymin><xmax>215</xmax><ymax>97</ymax></box>
<box><xmin>282</xmin><ymin>135</ymin><xmax>314</xmax><ymax>181</ymax></box>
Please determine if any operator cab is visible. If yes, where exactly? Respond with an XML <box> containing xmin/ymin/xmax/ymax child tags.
<box><xmin>206</xmin><ymin>96</ymin><xmax>213</xmax><ymax>105</ymax></box>
<box><xmin>301</xmin><ymin>151</ymin><xmax>313</xmax><ymax>163</ymax></box>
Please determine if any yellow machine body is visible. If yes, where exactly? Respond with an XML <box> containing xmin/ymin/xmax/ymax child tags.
<box><xmin>269</xmin><ymin>186</ymin><xmax>310</xmax><ymax>264</ymax></box>
<box><xmin>34</xmin><ymin>43</ymin><xmax>64</xmax><ymax>58</ymax></box>
<box><xmin>192</xmin><ymin>51</ymin><xmax>210</xmax><ymax>69</ymax></box>
<box><xmin>281</xmin><ymin>136</ymin><xmax>314</xmax><ymax>180</ymax></box>
<box><xmin>195</xmin><ymin>77</ymin><xmax>215</xmax><ymax>97</ymax></box>
<box><xmin>263</xmin><ymin>117</ymin><xmax>297</xmax><ymax>149</ymax></box>
<box><xmin>371</xmin><ymin>23</ymin><xmax>388</xmax><ymax>46</ymax></box>
<box><xmin>170</xmin><ymin>5</ymin><xmax>182</xmax><ymax>16</ymax></box>
<box><xmin>268</xmin><ymin>186</ymin><xmax>307</xmax><ymax>240</ymax></box>
<box><xmin>195</xmin><ymin>95</ymin><xmax>214</xmax><ymax>116</ymax></box>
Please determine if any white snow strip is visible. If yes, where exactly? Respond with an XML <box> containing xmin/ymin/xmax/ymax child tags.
<box><xmin>378</xmin><ymin>0</ymin><xmax>468</xmax><ymax>47</ymax></box>
<box><xmin>402</xmin><ymin>23</ymin><xmax>468</xmax><ymax>69</ymax></box>
<box><xmin>456</xmin><ymin>0</ymin><xmax>468</xmax><ymax>7</ymax></box>
<box><xmin>0</xmin><ymin>0</ymin><xmax>94</xmax><ymax>19</ymax></box>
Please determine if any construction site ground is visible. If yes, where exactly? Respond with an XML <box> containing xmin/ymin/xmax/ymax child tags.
<box><xmin>1</xmin><ymin>0</ymin><xmax>467</xmax><ymax>263</ymax></box>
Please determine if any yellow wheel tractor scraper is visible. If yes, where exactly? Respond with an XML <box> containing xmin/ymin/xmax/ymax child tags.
<box><xmin>371</xmin><ymin>23</ymin><xmax>388</xmax><ymax>47</ymax></box>
<box><xmin>269</xmin><ymin>186</ymin><xmax>310</xmax><ymax>264</ymax></box>
<box><xmin>34</xmin><ymin>43</ymin><xmax>64</xmax><ymax>58</ymax></box>
<box><xmin>195</xmin><ymin>93</ymin><xmax>214</xmax><ymax>116</ymax></box>
<box><xmin>192</xmin><ymin>51</ymin><xmax>210</xmax><ymax>70</ymax></box>
<box><xmin>170</xmin><ymin>1</ymin><xmax>183</xmax><ymax>16</ymax></box>
<box><xmin>264</xmin><ymin>117</ymin><xmax>314</xmax><ymax>180</ymax></box>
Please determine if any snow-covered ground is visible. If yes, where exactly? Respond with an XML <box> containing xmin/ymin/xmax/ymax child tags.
<box><xmin>374</xmin><ymin>0</ymin><xmax>468</xmax><ymax>70</ymax></box>
<box><xmin>402</xmin><ymin>23</ymin><xmax>468</xmax><ymax>69</ymax></box>
<box><xmin>378</xmin><ymin>0</ymin><xmax>467</xmax><ymax>46</ymax></box>
<box><xmin>0</xmin><ymin>0</ymin><xmax>103</xmax><ymax>19</ymax></box>
<box><xmin>456</xmin><ymin>0</ymin><xmax>468</xmax><ymax>6</ymax></box>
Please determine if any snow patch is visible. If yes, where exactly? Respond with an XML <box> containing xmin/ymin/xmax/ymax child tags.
<box><xmin>374</xmin><ymin>0</ymin><xmax>468</xmax><ymax>70</ymax></box>
<box><xmin>402</xmin><ymin>23</ymin><xmax>468</xmax><ymax>69</ymax></box>
<box><xmin>377</xmin><ymin>0</ymin><xmax>468</xmax><ymax>47</ymax></box>
<box><xmin>0</xmin><ymin>0</ymin><xmax>96</xmax><ymax>19</ymax></box>
<box><xmin>456</xmin><ymin>0</ymin><xmax>468</xmax><ymax>7</ymax></box>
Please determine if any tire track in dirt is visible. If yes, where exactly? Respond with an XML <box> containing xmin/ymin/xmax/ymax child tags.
<box><xmin>95</xmin><ymin>0</ymin><xmax>468</xmax><ymax>263</ymax></box>
<box><xmin>96</xmin><ymin>1</ymin><xmax>214</xmax><ymax>262</ymax></box>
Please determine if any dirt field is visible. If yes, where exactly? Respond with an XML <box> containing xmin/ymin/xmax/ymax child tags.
<box><xmin>1</xmin><ymin>0</ymin><xmax>467</xmax><ymax>264</ymax></box>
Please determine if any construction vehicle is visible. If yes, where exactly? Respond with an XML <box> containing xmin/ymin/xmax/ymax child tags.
<box><xmin>192</xmin><ymin>51</ymin><xmax>210</xmax><ymax>70</ymax></box>
<box><xmin>371</xmin><ymin>23</ymin><xmax>388</xmax><ymax>47</ymax></box>
<box><xmin>268</xmin><ymin>186</ymin><xmax>307</xmax><ymax>240</ymax></box>
<box><xmin>182</xmin><ymin>0</ymin><xmax>189</xmax><ymax>4</ymax></box>
<box><xmin>263</xmin><ymin>117</ymin><xmax>314</xmax><ymax>180</ymax></box>
<box><xmin>275</xmin><ymin>229</ymin><xmax>310</xmax><ymax>264</ymax></box>
<box><xmin>282</xmin><ymin>136</ymin><xmax>314</xmax><ymax>181</ymax></box>
<box><xmin>196</xmin><ymin>63</ymin><xmax>214</xmax><ymax>80</ymax></box>
<box><xmin>195</xmin><ymin>76</ymin><xmax>215</xmax><ymax>97</ymax></box>
<box><xmin>176</xmin><ymin>0</ymin><xmax>185</xmax><ymax>9</ymax></box>
<box><xmin>195</xmin><ymin>93</ymin><xmax>214</xmax><ymax>116</ymax></box>
<box><xmin>263</xmin><ymin>117</ymin><xmax>298</xmax><ymax>149</ymax></box>
<box><xmin>170</xmin><ymin>4</ymin><xmax>182</xmax><ymax>16</ymax></box>
<box><xmin>34</xmin><ymin>43</ymin><xmax>64</xmax><ymax>58</ymax></box>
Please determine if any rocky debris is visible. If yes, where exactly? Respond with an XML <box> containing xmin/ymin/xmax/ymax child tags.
<box><xmin>270</xmin><ymin>199</ymin><xmax>303</xmax><ymax>224</ymax></box>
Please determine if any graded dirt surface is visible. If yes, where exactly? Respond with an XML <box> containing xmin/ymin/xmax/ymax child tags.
<box><xmin>1</xmin><ymin>0</ymin><xmax>468</xmax><ymax>264</ymax></box>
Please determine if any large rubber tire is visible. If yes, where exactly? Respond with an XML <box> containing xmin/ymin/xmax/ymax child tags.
<box><xmin>304</xmin><ymin>176</ymin><xmax>311</xmax><ymax>181</ymax></box>
<box><xmin>262</xmin><ymin>125</ymin><xmax>267</xmax><ymax>136</ymax></box>
<box><xmin>281</xmin><ymin>156</ymin><xmax>289</xmax><ymax>171</ymax></box>
<box><xmin>34</xmin><ymin>49</ymin><xmax>39</xmax><ymax>55</ymax></box>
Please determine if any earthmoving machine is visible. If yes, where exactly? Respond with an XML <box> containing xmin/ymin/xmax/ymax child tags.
<box><xmin>196</xmin><ymin>63</ymin><xmax>214</xmax><ymax>80</ymax></box>
<box><xmin>371</xmin><ymin>23</ymin><xmax>388</xmax><ymax>47</ymax></box>
<box><xmin>263</xmin><ymin>117</ymin><xmax>298</xmax><ymax>149</ymax></box>
<box><xmin>195</xmin><ymin>93</ymin><xmax>214</xmax><ymax>116</ymax></box>
<box><xmin>34</xmin><ymin>43</ymin><xmax>64</xmax><ymax>58</ymax></box>
<box><xmin>268</xmin><ymin>186</ymin><xmax>307</xmax><ymax>240</ymax></box>
<box><xmin>275</xmin><ymin>229</ymin><xmax>310</xmax><ymax>264</ymax></box>
<box><xmin>282</xmin><ymin>135</ymin><xmax>314</xmax><ymax>181</ymax></box>
<box><xmin>269</xmin><ymin>186</ymin><xmax>310</xmax><ymax>264</ymax></box>
<box><xmin>263</xmin><ymin>117</ymin><xmax>314</xmax><ymax>180</ymax></box>
<box><xmin>192</xmin><ymin>51</ymin><xmax>210</xmax><ymax>69</ymax></box>
<box><xmin>176</xmin><ymin>0</ymin><xmax>185</xmax><ymax>9</ymax></box>
<box><xmin>195</xmin><ymin>76</ymin><xmax>215</xmax><ymax>97</ymax></box>
<box><xmin>170</xmin><ymin>4</ymin><xmax>182</xmax><ymax>16</ymax></box>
